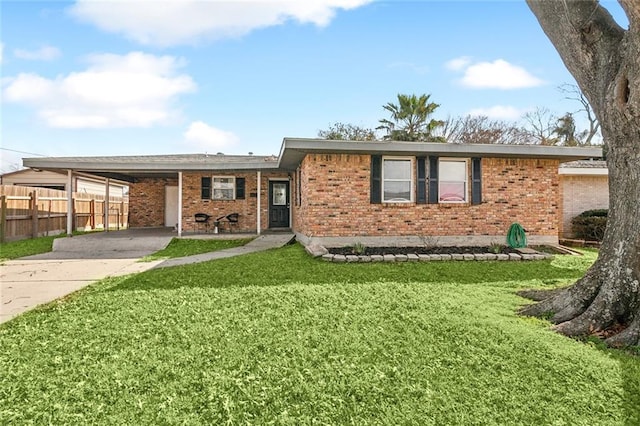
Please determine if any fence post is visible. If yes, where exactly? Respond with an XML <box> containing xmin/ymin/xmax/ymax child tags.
<box><xmin>31</xmin><ymin>191</ymin><xmax>39</xmax><ymax>238</ymax></box>
<box><xmin>90</xmin><ymin>199</ymin><xmax>95</xmax><ymax>230</ymax></box>
<box><xmin>47</xmin><ymin>199</ymin><xmax>52</xmax><ymax>236</ymax></box>
<box><xmin>0</xmin><ymin>195</ymin><xmax>6</xmax><ymax>243</ymax></box>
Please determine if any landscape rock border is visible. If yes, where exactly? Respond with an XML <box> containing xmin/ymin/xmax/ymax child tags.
<box><xmin>304</xmin><ymin>242</ymin><xmax>555</xmax><ymax>262</ymax></box>
<box><xmin>321</xmin><ymin>251</ymin><xmax>552</xmax><ymax>262</ymax></box>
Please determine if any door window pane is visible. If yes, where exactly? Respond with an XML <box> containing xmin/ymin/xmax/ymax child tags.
<box><xmin>273</xmin><ymin>183</ymin><xmax>287</xmax><ymax>205</ymax></box>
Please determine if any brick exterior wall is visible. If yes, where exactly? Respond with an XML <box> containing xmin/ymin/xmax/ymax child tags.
<box><xmin>129</xmin><ymin>172</ymin><xmax>290</xmax><ymax>232</ymax></box>
<box><xmin>129</xmin><ymin>177</ymin><xmax>177</xmax><ymax>227</ymax></box>
<box><xmin>559</xmin><ymin>174</ymin><xmax>609</xmax><ymax>238</ymax></box>
<box><xmin>293</xmin><ymin>154</ymin><xmax>561</xmax><ymax>241</ymax></box>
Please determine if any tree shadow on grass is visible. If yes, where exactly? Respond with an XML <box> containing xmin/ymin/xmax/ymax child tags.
<box><xmin>588</xmin><ymin>342</ymin><xmax>640</xmax><ymax>425</ymax></box>
<box><xmin>108</xmin><ymin>245</ymin><xmax>586</xmax><ymax>292</ymax></box>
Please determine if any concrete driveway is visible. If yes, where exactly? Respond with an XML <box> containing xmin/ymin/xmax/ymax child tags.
<box><xmin>1</xmin><ymin>228</ymin><xmax>174</xmax><ymax>324</ymax></box>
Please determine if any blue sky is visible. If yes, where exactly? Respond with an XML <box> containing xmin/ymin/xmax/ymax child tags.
<box><xmin>0</xmin><ymin>0</ymin><xmax>628</xmax><ymax>173</ymax></box>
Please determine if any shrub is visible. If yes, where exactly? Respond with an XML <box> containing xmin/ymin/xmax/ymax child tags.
<box><xmin>571</xmin><ymin>209</ymin><xmax>608</xmax><ymax>241</ymax></box>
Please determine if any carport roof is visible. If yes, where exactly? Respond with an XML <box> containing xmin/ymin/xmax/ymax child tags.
<box><xmin>23</xmin><ymin>153</ymin><xmax>280</xmax><ymax>181</ymax></box>
<box><xmin>23</xmin><ymin>138</ymin><xmax>603</xmax><ymax>181</ymax></box>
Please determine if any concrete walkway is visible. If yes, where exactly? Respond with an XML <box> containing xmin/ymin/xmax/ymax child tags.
<box><xmin>1</xmin><ymin>231</ymin><xmax>294</xmax><ymax>324</ymax></box>
<box><xmin>154</xmin><ymin>233</ymin><xmax>295</xmax><ymax>269</ymax></box>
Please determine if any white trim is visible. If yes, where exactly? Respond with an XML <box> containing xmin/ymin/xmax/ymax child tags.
<box><xmin>104</xmin><ymin>178</ymin><xmax>110</xmax><ymax>232</ymax></box>
<box><xmin>438</xmin><ymin>158</ymin><xmax>469</xmax><ymax>204</ymax></box>
<box><xmin>178</xmin><ymin>172</ymin><xmax>183</xmax><ymax>237</ymax></box>
<box><xmin>256</xmin><ymin>171</ymin><xmax>261</xmax><ymax>235</ymax></box>
<box><xmin>558</xmin><ymin>167</ymin><xmax>608</xmax><ymax>176</ymax></box>
<box><xmin>66</xmin><ymin>170</ymin><xmax>73</xmax><ymax>236</ymax></box>
<box><xmin>212</xmin><ymin>175</ymin><xmax>236</xmax><ymax>200</ymax></box>
<box><xmin>382</xmin><ymin>156</ymin><xmax>414</xmax><ymax>203</ymax></box>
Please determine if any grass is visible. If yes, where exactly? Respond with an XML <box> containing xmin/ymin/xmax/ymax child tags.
<box><xmin>1</xmin><ymin>245</ymin><xmax>638</xmax><ymax>424</ymax></box>
<box><xmin>0</xmin><ymin>232</ymin><xmax>92</xmax><ymax>261</ymax></box>
<box><xmin>139</xmin><ymin>237</ymin><xmax>254</xmax><ymax>261</ymax></box>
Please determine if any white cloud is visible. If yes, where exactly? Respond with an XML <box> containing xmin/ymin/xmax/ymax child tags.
<box><xmin>467</xmin><ymin>105</ymin><xmax>526</xmax><ymax>121</ymax></box>
<box><xmin>447</xmin><ymin>58</ymin><xmax>544</xmax><ymax>89</ymax></box>
<box><xmin>69</xmin><ymin>0</ymin><xmax>372</xmax><ymax>46</ymax></box>
<box><xmin>2</xmin><ymin>52</ymin><xmax>196</xmax><ymax>128</ymax></box>
<box><xmin>183</xmin><ymin>121</ymin><xmax>239</xmax><ymax>151</ymax></box>
<box><xmin>445</xmin><ymin>56</ymin><xmax>471</xmax><ymax>71</ymax></box>
<box><xmin>14</xmin><ymin>45</ymin><xmax>61</xmax><ymax>61</ymax></box>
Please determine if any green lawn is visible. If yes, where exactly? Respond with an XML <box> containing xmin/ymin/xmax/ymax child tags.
<box><xmin>0</xmin><ymin>232</ymin><xmax>89</xmax><ymax>261</ymax></box>
<box><xmin>1</xmin><ymin>245</ymin><xmax>638</xmax><ymax>424</ymax></box>
<box><xmin>140</xmin><ymin>237</ymin><xmax>254</xmax><ymax>261</ymax></box>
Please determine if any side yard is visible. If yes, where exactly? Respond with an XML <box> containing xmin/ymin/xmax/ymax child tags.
<box><xmin>0</xmin><ymin>245</ymin><xmax>638</xmax><ymax>424</ymax></box>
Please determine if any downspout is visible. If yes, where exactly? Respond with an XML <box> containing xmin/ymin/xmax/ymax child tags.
<box><xmin>66</xmin><ymin>170</ymin><xmax>73</xmax><ymax>236</ymax></box>
<box><xmin>178</xmin><ymin>172</ymin><xmax>183</xmax><ymax>237</ymax></box>
<box><xmin>257</xmin><ymin>171</ymin><xmax>261</xmax><ymax>235</ymax></box>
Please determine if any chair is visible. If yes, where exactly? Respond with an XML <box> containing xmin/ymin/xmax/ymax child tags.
<box><xmin>194</xmin><ymin>213</ymin><xmax>212</xmax><ymax>233</ymax></box>
<box><xmin>216</xmin><ymin>213</ymin><xmax>239</xmax><ymax>233</ymax></box>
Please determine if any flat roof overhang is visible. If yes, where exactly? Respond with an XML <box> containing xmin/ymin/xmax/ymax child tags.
<box><xmin>22</xmin><ymin>156</ymin><xmax>281</xmax><ymax>182</ymax></box>
<box><xmin>278</xmin><ymin>138</ymin><xmax>603</xmax><ymax>170</ymax></box>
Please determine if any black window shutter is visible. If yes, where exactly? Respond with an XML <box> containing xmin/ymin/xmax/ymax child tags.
<box><xmin>428</xmin><ymin>156</ymin><xmax>439</xmax><ymax>204</ymax></box>
<box><xmin>236</xmin><ymin>177</ymin><xmax>245</xmax><ymax>199</ymax></box>
<box><xmin>416</xmin><ymin>157</ymin><xmax>427</xmax><ymax>204</ymax></box>
<box><xmin>201</xmin><ymin>177</ymin><xmax>211</xmax><ymax>199</ymax></box>
<box><xmin>471</xmin><ymin>157</ymin><xmax>482</xmax><ymax>205</ymax></box>
<box><xmin>370</xmin><ymin>155</ymin><xmax>382</xmax><ymax>204</ymax></box>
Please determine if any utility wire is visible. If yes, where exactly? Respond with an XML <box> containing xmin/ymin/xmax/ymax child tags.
<box><xmin>0</xmin><ymin>147</ymin><xmax>47</xmax><ymax>157</ymax></box>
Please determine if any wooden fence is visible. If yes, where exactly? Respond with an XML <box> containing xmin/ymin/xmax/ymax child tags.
<box><xmin>0</xmin><ymin>185</ymin><xmax>129</xmax><ymax>242</ymax></box>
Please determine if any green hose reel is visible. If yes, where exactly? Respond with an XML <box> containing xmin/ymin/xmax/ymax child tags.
<box><xmin>507</xmin><ymin>223</ymin><xmax>527</xmax><ymax>248</ymax></box>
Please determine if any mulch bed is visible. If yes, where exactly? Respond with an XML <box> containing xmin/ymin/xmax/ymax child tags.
<box><xmin>329</xmin><ymin>246</ymin><xmax>520</xmax><ymax>256</ymax></box>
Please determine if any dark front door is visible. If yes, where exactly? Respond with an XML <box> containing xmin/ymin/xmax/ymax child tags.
<box><xmin>269</xmin><ymin>181</ymin><xmax>290</xmax><ymax>228</ymax></box>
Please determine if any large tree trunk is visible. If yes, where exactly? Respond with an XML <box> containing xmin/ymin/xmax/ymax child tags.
<box><xmin>521</xmin><ymin>1</ymin><xmax>640</xmax><ymax>347</ymax></box>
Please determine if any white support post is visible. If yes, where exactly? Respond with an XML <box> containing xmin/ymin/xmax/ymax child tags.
<box><xmin>66</xmin><ymin>170</ymin><xmax>73</xmax><ymax>236</ymax></box>
<box><xmin>178</xmin><ymin>172</ymin><xmax>183</xmax><ymax>237</ymax></box>
<box><xmin>256</xmin><ymin>171</ymin><xmax>261</xmax><ymax>235</ymax></box>
<box><xmin>104</xmin><ymin>178</ymin><xmax>110</xmax><ymax>232</ymax></box>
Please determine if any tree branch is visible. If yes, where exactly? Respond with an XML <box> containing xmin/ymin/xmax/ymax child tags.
<box><xmin>526</xmin><ymin>0</ymin><xmax>626</xmax><ymax>111</ymax></box>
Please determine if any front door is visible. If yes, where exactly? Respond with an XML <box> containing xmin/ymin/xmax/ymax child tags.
<box><xmin>269</xmin><ymin>181</ymin><xmax>290</xmax><ymax>228</ymax></box>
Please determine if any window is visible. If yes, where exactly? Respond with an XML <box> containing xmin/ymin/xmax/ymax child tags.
<box><xmin>212</xmin><ymin>176</ymin><xmax>235</xmax><ymax>200</ymax></box>
<box><xmin>439</xmin><ymin>159</ymin><xmax>467</xmax><ymax>202</ymax></box>
<box><xmin>383</xmin><ymin>157</ymin><xmax>413</xmax><ymax>202</ymax></box>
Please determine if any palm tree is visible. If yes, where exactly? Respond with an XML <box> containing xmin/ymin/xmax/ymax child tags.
<box><xmin>377</xmin><ymin>94</ymin><xmax>445</xmax><ymax>142</ymax></box>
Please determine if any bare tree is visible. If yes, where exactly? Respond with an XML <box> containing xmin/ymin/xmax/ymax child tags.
<box><xmin>558</xmin><ymin>83</ymin><xmax>601</xmax><ymax>145</ymax></box>
<box><xmin>440</xmin><ymin>115</ymin><xmax>532</xmax><ymax>144</ymax></box>
<box><xmin>521</xmin><ymin>0</ymin><xmax>640</xmax><ymax>347</ymax></box>
<box><xmin>522</xmin><ymin>107</ymin><xmax>558</xmax><ymax>145</ymax></box>
<box><xmin>318</xmin><ymin>122</ymin><xmax>378</xmax><ymax>141</ymax></box>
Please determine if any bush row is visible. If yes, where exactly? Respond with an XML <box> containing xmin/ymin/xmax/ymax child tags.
<box><xmin>571</xmin><ymin>209</ymin><xmax>608</xmax><ymax>241</ymax></box>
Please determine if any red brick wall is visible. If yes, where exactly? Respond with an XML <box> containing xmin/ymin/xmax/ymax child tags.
<box><xmin>130</xmin><ymin>172</ymin><xmax>290</xmax><ymax>232</ymax></box>
<box><xmin>182</xmin><ymin>171</ymin><xmax>290</xmax><ymax>232</ymax></box>
<box><xmin>129</xmin><ymin>177</ymin><xmax>177</xmax><ymax>227</ymax></box>
<box><xmin>293</xmin><ymin>154</ymin><xmax>560</xmax><ymax>238</ymax></box>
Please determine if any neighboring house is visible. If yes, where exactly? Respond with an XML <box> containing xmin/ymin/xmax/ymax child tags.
<box><xmin>558</xmin><ymin>159</ymin><xmax>609</xmax><ymax>239</ymax></box>
<box><xmin>0</xmin><ymin>168</ymin><xmax>128</xmax><ymax>197</ymax></box>
<box><xmin>22</xmin><ymin>139</ymin><xmax>602</xmax><ymax>246</ymax></box>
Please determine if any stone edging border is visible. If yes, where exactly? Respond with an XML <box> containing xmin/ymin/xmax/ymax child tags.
<box><xmin>319</xmin><ymin>252</ymin><xmax>553</xmax><ymax>263</ymax></box>
<box><xmin>304</xmin><ymin>243</ymin><xmax>554</xmax><ymax>262</ymax></box>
